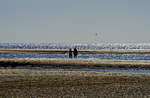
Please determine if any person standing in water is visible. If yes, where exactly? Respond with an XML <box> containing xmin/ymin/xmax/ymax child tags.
<box><xmin>69</xmin><ymin>48</ymin><xmax>72</xmax><ymax>58</ymax></box>
<box><xmin>73</xmin><ymin>48</ymin><xmax>78</xmax><ymax>58</ymax></box>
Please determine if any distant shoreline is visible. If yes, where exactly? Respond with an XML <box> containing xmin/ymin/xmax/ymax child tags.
<box><xmin>1</xmin><ymin>48</ymin><xmax>150</xmax><ymax>54</ymax></box>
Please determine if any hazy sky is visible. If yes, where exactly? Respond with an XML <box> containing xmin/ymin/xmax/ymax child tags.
<box><xmin>0</xmin><ymin>0</ymin><xmax>150</xmax><ymax>44</ymax></box>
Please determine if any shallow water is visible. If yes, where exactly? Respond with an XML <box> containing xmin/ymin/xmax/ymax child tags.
<box><xmin>1</xmin><ymin>43</ymin><xmax>150</xmax><ymax>60</ymax></box>
<box><xmin>26</xmin><ymin>67</ymin><xmax>150</xmax><ymax>74</ymax></box>
<box><xmin>1</xmin><ymin>53</ymin><xmax>150</xmax><ymax>60</ymax></box>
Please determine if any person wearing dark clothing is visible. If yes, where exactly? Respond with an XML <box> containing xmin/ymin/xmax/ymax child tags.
<box><xmin>69</xmin><ymin>48</ymin><xmax>72</xmax><ymax>58</ymax></box>
<box><xmin>73</xmin><ymin>48</ymin><xmax>78</xmax><ymax>58</ymax></box>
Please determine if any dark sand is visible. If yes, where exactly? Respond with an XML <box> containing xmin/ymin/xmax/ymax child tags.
<box><xmin>0</xmin><ymin>69</ymin><xmax>150</xmax><ymax>98</ymax></box>
<box><xmin>1</xmin><ymin>58</ymin><xmax>150</xmax><ymax>69</ymax></box>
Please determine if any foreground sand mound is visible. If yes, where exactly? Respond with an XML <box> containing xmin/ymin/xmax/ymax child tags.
<box><xmin>0</xmin><ymin>69</ymin><xmax>150</xmax><ymax>97</ymax></box>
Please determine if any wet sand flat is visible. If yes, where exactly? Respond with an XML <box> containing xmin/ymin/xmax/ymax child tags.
<box><xmin>0</xmin><ymin>69</ymin><xmax>150</xmax><ymax>97</ymax></box>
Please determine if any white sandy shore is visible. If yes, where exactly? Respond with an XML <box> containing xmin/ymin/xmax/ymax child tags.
<box><xmin>1</xmin><ymin>48</ymin><xmax>150</xmax><ymax>54</ymax></box>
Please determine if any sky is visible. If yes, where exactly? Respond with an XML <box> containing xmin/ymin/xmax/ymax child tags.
<box><xmin>0</xmin><ymin>0</ymin><xmax>150</xmax><ymax>44</ymax></box>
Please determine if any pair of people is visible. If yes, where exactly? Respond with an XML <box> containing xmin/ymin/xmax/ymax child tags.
<box><xmin>69</xmin><ymin>48</ymin><xmax>78</xmax><ymax>58</ymax></box>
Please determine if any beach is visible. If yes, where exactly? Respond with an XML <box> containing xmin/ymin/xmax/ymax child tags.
<box><xmin>0</xmin><ymin>49</ymin><xmax>150</xmax><ymax>97</ymax></box>
<box><xmin>1</xmin><ymin>0</ymin><xmax>150</xmax><ymax>97</ymax></box>
<box><xmin>0</xmin><ymin>69</ymin><xmax>150</xmax><ymax>97</ymax></box>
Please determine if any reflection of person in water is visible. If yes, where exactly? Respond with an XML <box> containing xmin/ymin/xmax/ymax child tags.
<box><xmin>69</xmin><ymin>48</ymin><xmax>72</xmax><ymax>58</ymax></box>
<box><xmin>73</xmin><ymin>48</ymin><xmax>78</xmax><ymax>58</ymax></box>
